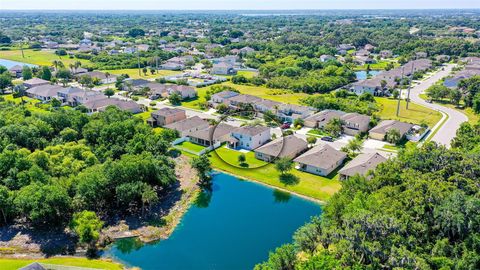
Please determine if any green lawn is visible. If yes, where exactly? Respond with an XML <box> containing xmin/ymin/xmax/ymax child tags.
<box><xmin>1</xmin><ymin>94</ymin><xmax>51</xmax><ymax>114</ymax></box>
<box><xmin>103</xmin><ymin>68</ymin><xmax>181</xmax><ymax>79</ymax></box>
<box><xmin>0</xmin><ymin>49</ymin><xmax>91</xmax><ymax>66</ymax></box>
<box><xmin>375</xmin><ymin>97</ymin><xmax>442</xmax><ymax>128</ymax></box>
<box><xmin>0</xmin><ymin>258</ymin><xmax>123</xmax><ymax>270</ymax></box>
<box><xmin>418</xmin><ymin>94</ymin><xmax>479</xmax><ymax>125</ymax></box>
<box><xmin>354</xmin><ymin>60</ymin><xmax>399</xmax><ymax>71</ymax></box>
<box><xmin>213</xmin><ymin>146</ymin><xmax>268</xmax><ymax>168</ymax></box>
<box><xmin>306</xmin><ymin>129</ymin><xmax>330</xmax><ymax>138</ymax></box>
<box><xmin>175</xmin><ymin>141</ymin><xmax>207</xmax><ymax>153</ymax></box>
<box><xmin>184</xmin><ymin>147</ymin><xmax>342</xmax><ymax>202</ymax></box>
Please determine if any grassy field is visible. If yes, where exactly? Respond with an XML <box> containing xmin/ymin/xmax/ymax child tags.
<box><xmin>175</xmin><ymin>141</ymin><xmax>207</xmax><ymax>153</ymax></box>
<box><xmin>353</xmin><ymin>60</ymin><xmax>399</xmax><ymax>71</ymax></box>
<box><xmin>375</xmin><ymin>97</ymin><xmax>442</xmax><ymax>128</ymax></box>
<box><xmin>0</xmin><ymin>49</ymin><xmax>91</xmax><ymax>66</ymax></box>
<box><xmin>0</xmin><ymin>257</ymin><xmax>123</xmax><ymax>270</ymax></box>
<box><xmin>183</xmin><ymin>82</ymin><xmax>312</xmax><ymax>111</ymax></box>
<box><xmin>184</xmin><ymin>146</ymin><xmax>342</xmax><ymax>202</ymax></box>
<box><xmin>418</xmin><ymin>94</ymin><xmax>479</xmax><ymax>125</ymax></box>
<box><xmin>103</xmin><ymin>68</ymin><xmax>181</xmax><ymax>79</ymax></box>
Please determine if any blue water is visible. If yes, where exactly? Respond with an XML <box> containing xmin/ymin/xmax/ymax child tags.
<box><xmin>103</xmin><ymin>172</ymin><xmax>321</xmax><ymax>270</ymax></box>
<box><xmin>0</xmin><ymin>58</ymin><xmax>37</xmax><ymax>69</ymax></box>
<box><xmin>355</xmin><ymin>70</ymin><xmax>381</xmax><ymax>80</ymax></box>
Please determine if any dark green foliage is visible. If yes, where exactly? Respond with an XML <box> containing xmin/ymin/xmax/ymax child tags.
<box><xmin>257</xmin><ymin>141</ymin><xmax>480</xmax><ymax>269</ymax></box>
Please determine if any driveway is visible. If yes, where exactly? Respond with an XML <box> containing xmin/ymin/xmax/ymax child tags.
<box><xmin>409</xmin><ymin>64</ymin><xmax>468</xmax><ymax>147</ymax></box>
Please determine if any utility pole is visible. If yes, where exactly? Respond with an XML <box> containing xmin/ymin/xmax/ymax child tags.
<box><xmin>406</xmin><ymin>62</ymin><xmax>415</xmax><ymax>110</ymax></box>
<box><xmin>396</xmin><ymin>67</ymin><xmax>404</xmax><ymax>117</ymax></box>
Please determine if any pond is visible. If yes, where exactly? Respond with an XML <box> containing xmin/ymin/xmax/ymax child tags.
<box><xmin>0</xmin><ymin>58</ymin><xmax>37</xmax><ymax>69</ymax></box>
<box><xmin>102</xmin><ymin>172</ymin><xmax>321</xmax><ymax>270</ymax></box>
<box><xmin>355</xmin><ymin>70</ymin><xmax>382</xmax><ymax>80</ymax></box>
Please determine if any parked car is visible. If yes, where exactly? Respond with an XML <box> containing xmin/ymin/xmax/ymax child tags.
<box><xmin>280</xmin><ymin>122</ymin><xmax>291</xmax><ymax>129</ymax></box>
<box><xmin>321</xmin><ymin>136</ymin><xmax>334</xmax><ymax>142</ymax></box>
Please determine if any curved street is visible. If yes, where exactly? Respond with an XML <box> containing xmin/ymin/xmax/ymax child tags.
<box><xmin>409</xmin><ymin>64</ymin><xmax>468</xmax><ymax>147</ymax></box>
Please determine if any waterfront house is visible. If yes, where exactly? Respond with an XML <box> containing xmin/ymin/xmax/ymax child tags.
<box><xmin>8</xmin><ymin>65</ymin><xmax>23</xmax><ymax>78</ymax></box>
<box><xmin>23</xmin><ymin>78</ymin><xmax>50</xmax><ymax>88</ymax></box>
<box><xmin>229</xmin><ymin>125</ymin><xmax>271</xmax><ymax>150</ymax></box>
<box><xmin>188</xmin><ymin>123</ymin><xmax>235</xmax><ymax>147</ymax></box>
<box><xmin>294</xmin><ymin>144</ymin><xmax>347</xmax><ymax>176</ymax></box>
<box><xmin>255</xmin><ymin>135</ymin><xmax>308</xmax><ymax>162</ymax></box>
<box><xmin>338</xmin><ymin>152</ymin><xmax>387</xmax><ymax>180</ymax></box>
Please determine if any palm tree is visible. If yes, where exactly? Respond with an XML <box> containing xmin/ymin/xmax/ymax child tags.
<box><xmin>105</xmin><ymin>72</ymin><xmax>110</xmax><ymax>83</ymax></box>
<box><xmin>52</xmin><ymin>60</ymin><xmax>60</xmax><ymax>71</ymax></box>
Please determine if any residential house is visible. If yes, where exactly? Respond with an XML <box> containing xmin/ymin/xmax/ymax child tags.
<box><xmin>168</xmin><ymin>85</ymin><xmax>197</xmax><ymax>100</ymax></box>
<box><xmin>228</xmin><ymin>94</ymin><xmax>263</xmax><ymax>108</ymax></box>
<box><xmin>209</xmin><ymin>90</ymin><xmax>240</xmax><ymax>107</ymax></box>
<box><xmin>57</xmin><ymin>87</ymin><xmax>105</xmax><ymax>106</ymax></box>
<box><xmin>277</xmin><ymin>104</ymin><xmax>316</xmax><ymax>123</ymax></box>
<box><xmin>137</xmin><ymin>44</ymin><xmax>150</xmax><ymax>52</ymax></box>
<box><xmin>26</xmin><ymin>84</ymin><xmax>64</xmax><ymax>101</ymax></box>
<box><xmin>415</xmin><ymin>52</ymin><xmax>428</xmax><ymax>59</ymax></box>
<box><xmin>82</xmin><ymin>98</ymin><xmax>143</xmax><ymax>114</ymax></box>
<box><xmin>23</xmin><ymin>78</ymin><xmax>50</xmax><ymax>88</ymax></box>
<box><xmin>164</xmin><ymin>116</ymin><xmax>210</xmax><ymax>137</ymax></box>
<box><xmin>188</xmin><ymin>123</ymin><xmax>234</xmax><ymax>147</ymax></box>
<box><xmin>160</xmin><ymin>62</ymin><xmax>185</xmax><ymax>71</ymax></box>
<box><xmin>147</xmin><ymin>107</ymin><xmax>186</xmax><ymax>127</ymax></box>
<box><xmin>338</xmin><ymin>152</ymin><xmax>387</xmax><ymax>180</ymax></box>
<box><xmin>8</xmin><ymin>65</ymin><xmax>23</xmax><ymax>78</ymax></box>
<box><xmin>294</xmin><ymin>144</ymin><xmax>347</xmax><ymax>176</ymax></box>
<box><xmin>239</xmin><ymin>46</ymin><xmax>255</xmax><ymax>55</ymax></box>
<box><xmin>364</xmin><ymin>44</ymin><xmax>375</xmax><ymax>51</ymax></box>
<box><xmin>320</xmin><ymin>54</ymin><xmax>336</xmax><ymax>62</ymax></box>
<box><xmin>369</xmin><ymin>120</ymin><xmax>414</xmax><ymax>141</ymax></box>
<box><xmin>255</xmin><ymin>135</ymin><xmax>308</xmax><ymax>162</ymax></box>
<box><xmin>211</xmin><ymin>62</ymin><xmax>237</xmax><ymax>75</ymax></box>
<box><xmin>379</xmin><ymin>50</ymin><xmax>393</xmax><ymax>58</ymax></box>
<box><xmin>443</xmin><ymin>69</ymin><xmax>480</xmax><ymax>88</ymax></box>
<box><xmin>304</xmin><ymin>110</ymin><xmax>346</xmax><ymax>128</ymax></box>
<box><xmin>229</xmin><ymin>125</ymin><xmax>271</xmax><ymax>150</ymax></box>
<box><xmin>341</xmin><ymin>113</ymin><xmax>371</xmax><ymax>136</ymax></box>
<box><xmin>80</xmin><ymin>71</ymin><xmax>117</xmax><ymax>84</ymax></box>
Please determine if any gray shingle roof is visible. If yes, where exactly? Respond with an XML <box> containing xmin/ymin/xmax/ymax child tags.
<box><xmin>294</xmin><ymin>144</ymin><xmax>346</xmax><ymax>170</ymax></box>
<box><xmin>370</xmin><ymin>120</ymin><xmax>413</xmax><ymax>136</ymax></box>
<box><xmin>338</xmin><ymin>152</ymin><xmax>387</xmax><ymax>178</ymax></box>
<box><xmin>255</xmin><ymin>135</ymin><xmax>308</xmax><ymax>158</ymax></box>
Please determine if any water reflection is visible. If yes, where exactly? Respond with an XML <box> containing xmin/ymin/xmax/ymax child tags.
<box><xmin>273</xmin><ymin>189</ymin><xmax>291</xmax><ymax>203</ymax></box>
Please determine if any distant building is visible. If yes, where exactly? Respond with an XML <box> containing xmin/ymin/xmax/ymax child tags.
<box><xmin>8</xmin><ymin>65</ymin><xmax>23</xmax><ymax>78</ymax></box>
<box><xmin>211</xmin><ymin>62</ymin><xmax>236</xmax><ymax>75</ymax></box>
<box><xmin>23</xmin><ymin>78</ymin><xmax>50</xmax><ymax>88</ymax></box>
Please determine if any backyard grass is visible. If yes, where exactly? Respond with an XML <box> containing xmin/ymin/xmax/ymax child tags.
<box><xmin>103</xmin><ymin>68</ymin><xmax>181</xmax><ymax>79</ymax></box>
<box><xmin>213</xmin><ymin>146</ymin><xmax>269</xmax><ymax>168</ymax></box>
<box><xmin>375</xmin><ymin>97</ymin><xmax>442</xmax><ymax>128</ymax></box>
<box><xmin>0</xmin><ymin>257</ymin><xmax>123</xmax><ymax>270</ymax></box>
<box><xmin>175</xmin><ymin>141</ymin><xmax>207</xmax><ymax>153</ymax></box>
<box><xmin>306</xmin><ymin>129</ymin><xmax>330</xmax><ymax>138</ymax></box>
<box><xmin>353</xmin><ymin>60</ymin><xmax>399</xmax><ymax>71</ymax></box>
<box><xmin>0</xmin><ymin>49</ymin><xmax>91</xmax><ymax>66</ymax></box>
<box><xmin>1</xmin><ymin>94</ymin><xmax>51</xmax><ymax>114</ymax></box>
<box><xmin>182</xmin><ymin>147</ymin><xmax>342</xmax><ymax>202</ymax></box>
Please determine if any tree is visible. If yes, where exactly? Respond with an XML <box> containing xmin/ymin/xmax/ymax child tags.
<box><xmin>70</xmin><ymin>211</ymin><xmax>103</xmax><ymax>251</ymax></box>
<box><xmin>191</xmin><ymin>155</ymin><xmax>212</xmax><ymax>188</ymax></box>
<box><xmin>275</xmin><ymin>157</ymin><xmax>293</xmax><ymax>175</ymax></box>
<box><xmin>392</xmin><ymin>89</ymin><xmax>400</xmax><ymax>99</ymax></box>
<box><xmin>448</xmin><ymin>88</ymin><xmax>462</xmax><ymax>105</ymax></box>
<box><xmin>128</xmin><ymin>28</ymin><xmax>145</xmax><ymax>38</ymax></box>
<box><xmin>306</xmin><ymin>136</ymin><xmax>317</xmax><ymax>147</ymax></box>
<box><xmin>255</xmin><ymin>244</ymin><xmax>297</xmax><ymax>270</ymax></box>
<box><xmin>168</xmin><ymin>92</ymin><xmax>182</xmax><ymax>105</ymax></box>
<box><xmin>293</xmin><ymin>118</ymin><xmax>304</xmax><ymax>128</ymax></box>
<box><xmin>22</xmin><ymin>66</ymin><xmax>33</xmax><ymax>80</ymax></box>
<box><xmin>0</xmin><ymin>186</ymin><xmax>12</xmax><ymax>225</ymax></box>
<box><xmin>238</xmin><ymin>153</ymin><xmax>246</xmax><ymax>164</ymax></box>
<box><xmin>39</xmin><ymin>66</ymin><xmax>52</xmax><ymax>81</ymax></box>
<box><xmin>51</xmin><ymin>98</ymin><xmax>61</xmax><ymax>108</ymax></box>
<box><xmin>473</xmin><ymin>94</ymin><xmax>480</xmax><ymax>114</ymax></box>
<box><xmin>342</xmin><ymin>137</ymin><xmax>363</xmax><ymax>156</ymax></box>
<box><xmin>325</xmin><ymin>118</ymin><xmax>343</xmax><ymax>137</ymax></box>
<box><xmin>386</xmin><ymin>128</ymin><xmax>401</xmax><ymax>144</ymax></box>
<box><xmin>141</xmin><ymin>185</ymin><xmax>158</xmax><ymax>216</ymax></box>
<box><xmin>56</xmin><ymin>68</ymin><xmax>72</xmax><ymax>86</ymax></box>
<box><xmin>0</xmin><ymin>73</ymin><xmax>13</xmax><ymax>92</ymax></box>
<box><xmin>104</xmin><ymin>88</ymin><xmax>115</xmax><ymax>98</ymax></box>
<box><xmin>79</xmin><ymin>75</ymin><xmax>93</xmax><ymax>88</ymax></box>
<box><xmin>142</xmin><ymin>67</ymin><xmax>148</xmax><ymax>76</ymax></box>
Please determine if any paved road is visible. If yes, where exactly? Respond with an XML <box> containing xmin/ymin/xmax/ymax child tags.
<box><xmin>409</xmin><ymin>64</ymin><xmax>468</xmax><ymax>147</ymax></box>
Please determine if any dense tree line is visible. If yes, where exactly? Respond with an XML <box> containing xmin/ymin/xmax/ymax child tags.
<box><xmin>0</xmin><ymin>102</ymin><xmax>178</xmax><ymax>229</ymax></box>
<box><xmin>256</xmin><ymin>125</ymin><xmax>480</xmax><ymax>269</ymax></box>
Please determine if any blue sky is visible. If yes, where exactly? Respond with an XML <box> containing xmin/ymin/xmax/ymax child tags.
<box><xmin>1</xmin><ymin>0</ymin><xmax>479</xmax><ymax>10</ymax></box>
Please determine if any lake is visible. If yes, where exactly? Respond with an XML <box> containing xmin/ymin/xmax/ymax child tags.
<box><xmin>0</xmin><ymin>58</ymin><xmax>37</xmax><ymax>69</ymax></box>
<box><xmin>102</xmin><ymin>172</ymin><xmax>321</xmax><ymax>270</ymax></box>
<box><xmin>355</xmin><ymin>70</ymin><xmax>381</xmax><ymax>80</ymax></box>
